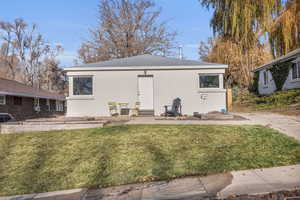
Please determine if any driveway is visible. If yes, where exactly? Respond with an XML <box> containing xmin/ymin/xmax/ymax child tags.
<box><xmin>126</xmin><ymin>112</ymin><xmax>300</xmax><ymax>141</ymax></box>
<box><xmin>234</xmin><ymin>112</ymin><xmax>300</xmax><ymax>141</ymax></box>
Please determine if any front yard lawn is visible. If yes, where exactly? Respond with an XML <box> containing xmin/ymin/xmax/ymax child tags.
<box><xmin>0</xmin><ymin>125</ymin><xmax>300</xmax><ymax>196</ymax></box>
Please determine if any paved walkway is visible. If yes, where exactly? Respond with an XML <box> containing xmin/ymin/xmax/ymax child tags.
<box><xmin>1</xmin><ymin>164</ymin><xmax>300</xmax><ymax>200</ymax></box>
<box><xmin>126</xmin><ymin>112</ymin><xmax>300</xmax><ymax>141</ymax></box>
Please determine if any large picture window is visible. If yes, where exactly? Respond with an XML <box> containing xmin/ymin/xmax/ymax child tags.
<box><xmin>199</xmin><ymin>74</ymin><xmax>220</xmax><ymax>88</ymax></box>
<box><xmin>73</xmin><ymin>76</ymin><xmax>93</xmax><ymax>95</ymax></box>
<box><xmin>292</xmin><ymin>62</ymin><xmax>300</xmax><ymax>80</ymax></box>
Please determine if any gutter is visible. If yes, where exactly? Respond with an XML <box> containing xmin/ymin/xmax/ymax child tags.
<box><xmin>63</xmin><ymin>65</ymin><xmax>228</xmax><ymax>72</ymax></box>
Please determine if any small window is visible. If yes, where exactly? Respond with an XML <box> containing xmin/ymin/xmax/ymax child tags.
<box><xmin>0</xmin><ymin>95</ymin><xmax>6</xmax><ymax>105</ymax></box>
<box><xmin>263</xmin><ymin>71</ymin><xmax>268</xmax><ymax>85</ymax></box>
<box><xmin>73</xmin><ymin>76</ymin><xmax>93</xmax><ymax>95</ymax></box>
<box><xmin>292</xmin><ymin>62</ymin><xmax>300</xmax><ymax>80</ymax></box>
<box><xmin>13</xmin><ymin>96</ymin><xmax>22</xmax><ymax>106</ymax></box>
<box><xmin>199</xmin><ymin>75</ymin><xmax>220</xmax><ymax>88</ymax></box>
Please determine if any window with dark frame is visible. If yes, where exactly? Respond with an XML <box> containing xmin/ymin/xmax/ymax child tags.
<box><xmin>292</xmin><ymin>62</ymin><xmax>300</xmax><ymax>80</ymax></box>
<box><xmin>73</xmin><ymin>76</ymin><xmax>93</xmax><ymax>95</ymax></box>
<box><xmin>199</xmin><ymin>74</ymin><xmax>220</xmax><ymax>88</ymax></box>
<box><xmin>13</xmin><ymin>96</ymin><xmax>22</xmax><ymax>106</ymax></box>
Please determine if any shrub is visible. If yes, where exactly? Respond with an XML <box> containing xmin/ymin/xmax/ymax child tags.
<box><xmin>236</xmin><ymin>88</ymin><xmax>300</xmax><ymax>110</ymax></box>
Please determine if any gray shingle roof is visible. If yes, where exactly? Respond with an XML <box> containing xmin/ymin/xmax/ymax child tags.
<box><xmin>253</xmin><ymin>48</ymin><xmax>300</xmax><ymax>72</ymax></box>
<box><xmin>70</xmin><ymin>54</ymin><xmax>224</xmax><ymax>68</ymax></box>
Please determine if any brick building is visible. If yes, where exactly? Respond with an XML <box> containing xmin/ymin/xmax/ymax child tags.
<box><xmin>0</xmin><ymin>78</ymin><xmax>65</xmax><ymax>121</ymax></box>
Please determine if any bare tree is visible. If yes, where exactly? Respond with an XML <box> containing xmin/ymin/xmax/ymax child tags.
<box><xmin>0</xmin><ymin>18</ymin><xmax>65</xmax><ymax>90</ymax></box>
<box><xmin>0</xmin><ymin>21</ymin><xmax>20</xmax><ymax>80</ymax></box>
<box><xmin>79</xmin><ymin>0</ymin><xmax>176</xmax><ymax>63</ymax></box>
<box><xmin>41</xmin><ymin>45</ymin><xmax>68</xmax><ymax>94</ymax></box>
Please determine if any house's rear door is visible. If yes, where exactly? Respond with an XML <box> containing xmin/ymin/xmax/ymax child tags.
<box><xmin>138</xmin><ymin>76</ymin><xmax>154</xmax><ymax>110</ymax></box>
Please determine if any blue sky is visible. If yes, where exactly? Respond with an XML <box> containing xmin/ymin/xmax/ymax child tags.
<box><xmin>1</xmin><ymin>0</ymin><xmax>213</xmax><ymax>66</ymax></box>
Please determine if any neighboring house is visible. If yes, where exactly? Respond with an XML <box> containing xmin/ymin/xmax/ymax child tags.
<box><xmin>253</xmin><ymin>48</ymin><xmax>300</xmax><ymax>95</ymax></box>
<box><xmin>64</xmin><ymin>54</ymin><xmax>228</xmax><ymax>117</ymax></box>
<box><xmin>0</xmin><ymin>78</ymin><xmax>65</xmax><ymax>120</ymax></box>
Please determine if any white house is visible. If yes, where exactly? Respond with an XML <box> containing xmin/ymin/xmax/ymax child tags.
<box><xmin>64</xmin><ymin>55</ymin><xmax>228</xmax><ymax>117</ymax></box>
<box><xmin>253</xmin><ymin>48</ymin><xmax>300</xmax><ymax>95</ymax></box>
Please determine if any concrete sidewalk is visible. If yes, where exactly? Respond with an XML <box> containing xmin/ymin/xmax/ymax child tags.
<box><xmin>1</xmin><ymin>164</ymin><xmax>300</xmax><ymax>200</ymax></box>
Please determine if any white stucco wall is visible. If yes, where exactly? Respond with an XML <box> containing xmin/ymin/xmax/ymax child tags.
<box><xmin>282</xmin><ymin>67</ymin><xmax>300</xmax><ymax>90</ymax></box>
<box><xmin>258</xmin><ymin>69</ymin><xmax>277</xmax><ymax>95</ymax></box>
<box><xmin>66</xmin><ymin>68</ymin><xmax>227</xmax><ymax>117</ymax></box>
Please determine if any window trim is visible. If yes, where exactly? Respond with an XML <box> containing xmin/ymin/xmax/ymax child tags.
<box><xmin>0</xmin><ymin>95</ymin><xmax>6</xmax><ymax>105</ymax></box>
<box><xmin>263</xmin><ymin>70</ymin><xmax>269</xmax><ymax>86</ymax></box>
<box><xmin>72</xmin><ymin>75</ymin><xmax>94</xmax><ymax>96</ymax></box>
<box><xmin>199</xmin><ymin>74</ymin><xmax>221</xmax><ymax>89</ymax></box>
<box><xmin>291</xmin><ymin>62</ymin><xmax>300</xmax><ymax>81</ymax></box>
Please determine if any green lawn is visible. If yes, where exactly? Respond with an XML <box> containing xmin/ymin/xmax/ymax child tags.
<box><xmin>0</xmin><ymin>125</ymin><xmax>300</xmax><ymax>196</ymax></box>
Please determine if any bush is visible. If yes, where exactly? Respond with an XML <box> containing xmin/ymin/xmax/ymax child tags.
<box><xmin>236</xmin><ymin>88</ymin><xmax>300</xmax><ymax>110</ymax></box>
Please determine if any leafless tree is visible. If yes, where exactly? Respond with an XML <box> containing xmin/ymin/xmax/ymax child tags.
<box><xmin>41</xmin><ymin>45</ymin><xmax>68</xmax><ymax>94</ymax></box>
<box><xmin>0</xmin><ymin>21</ymin><xmax>20</xmax><ymax>80</ymax></box>
<box><xmin>0</xmin><ymin>18</ymin><xmax>66</xmax><ymax>91</ymax></box>
<box><xmin>78</xmin><ymin>0</ymin><xmax>177</xmax><ymax>63</ymax></box>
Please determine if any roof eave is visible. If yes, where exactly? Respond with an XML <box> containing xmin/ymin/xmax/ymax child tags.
<box><xmin>253</xmin><ymin>50</ymin><xmax>300</xmax><ymax>72</ymax></box>
<box><xmin>64</xmin><ymin>65</ymin><xmax>228</xmax><ymax>72</ymax></box>
<box><xmin>252</xmin><ymin>57</ymin><xmax>296</xmax><ymax>72</ymax></box>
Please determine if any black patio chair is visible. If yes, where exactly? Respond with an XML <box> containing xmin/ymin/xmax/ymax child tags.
<box><xmin>164</xmin><ymin>98</ymin><xmax>182</xmax><ymax>117</ymax></box>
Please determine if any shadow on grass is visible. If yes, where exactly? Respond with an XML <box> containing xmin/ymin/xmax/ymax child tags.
<box><xmin>0</xmin><ymin>133</ymin><xmax>60</xmax><ymax>194</ymax></box>
<box><xmin>84</xmin><ymin>138</ymin><xmax>118</xmax><ymax>188</ymax></box>
<box><xmin>143</xmin><ymin>141</ymin><xmax>174</xmax><ymax>180</ymax></box>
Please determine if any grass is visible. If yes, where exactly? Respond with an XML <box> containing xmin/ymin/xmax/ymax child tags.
<box><xmin>0</xmin><ymin>125</ymin><xmax>300</xmax><ymax>196</ymax></box>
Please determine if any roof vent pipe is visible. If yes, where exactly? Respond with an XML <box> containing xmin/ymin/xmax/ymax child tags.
<box><xmin>178</xmin><ymin>45</ymin><xmax>183</xmax><ymax>60</ymax></box>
